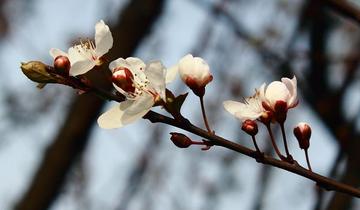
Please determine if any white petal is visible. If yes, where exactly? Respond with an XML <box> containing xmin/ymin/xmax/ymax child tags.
<box><xmin>265</xmin><ymin>81</ymin><xmax>290</xmax><ymax>107</ymax></box>
<box><xmin>124</xmin><ymin>93</ymin><xmax>154</xmax><ymax>116</ymax></box>
<box><xmin>49</xmin><ymin>48</ymin><xmax>67</xmax><ymax>59</ymax></box>
<box><xmin>125</xmin><ymin>57</ymin><xmax>147</xmax><ymax>84</ymax></box>
<box><xmin>109</xmin><ymin>58</ymin><xmax>127</xmax><ymax>70</ymax></box>
<box><xmin>223</xmin><ymin>100</ymin><xmax>246</xmax><ymax>115</ymax></box>
<box><xmin>97</xmin><ymin>101</ymin><xmax>133</xmax><ymax>129</ymax></box>
<box><xmin>97</xmin><ymin>94</ymin><xmax>154</xmax><ymax>129</ymax></box>
<box><xmin>281</xmin><ymin>76</ymin><xmax>297</xmax><ymax>106</ymax></box>
<box><xmin>69</xmin><ymin>60</ymin><xmax>96</xmax><ymax>76</ymax></box>
<box><xmin>145</xmin><ymin>61</ymin><xmax>166</xmax><ymax>100</ymax></box>
<box><xmin>192</xmin><ymin>57</ymin><xmax>210</xmax><ymax>80</ymax></box>
<box><xmin>165</xmin><ymin>65</ymin><xmax>178</xmax><ymax>84</ymax></box>
<box><xmin>235</xmin><ymin>109</ymin><xmax>262</xmax><ymax>121</ymax></box>
<box><xmin>68</xmin><ymin>46</ymin><xmax>90</xmax><ymax>63</ymax></box>
<box><xmin>125</xmin><ymin>57</ymin><xmax>146</xmax><ymax>71</ymax></box>
<box><xmin>95</xmin><ymin>20</ymin><xmax>113</xmax><ymax>57</ymax></box>
<box><xmin>178</xmin><ymin>54</ymin><xmax>195</xmax><ymax>78</ymax></box>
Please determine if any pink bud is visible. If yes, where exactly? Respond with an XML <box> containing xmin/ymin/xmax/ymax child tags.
<box><xmin>169</xmin><ymin>132</ymin><xmax>193</xmax><ymax>148</ymax></box>
<box><xmin>293</xmin><ymin>122</ymin><xmax>312</xmax><ymax>150</ymax></box>
<box><xmin>54</xmin><ymin>55</ymin><xmax>70</xmax><ymax>76</ymax></box>
<box><xmin>242</xmin><ymin>120</ymin><xmax>258</xmax><ymax>136</ymax></box>
<box><xmin>112</xmin><ymin>67</ymin><xmax>135</xmax><ymax>93</ymax></box>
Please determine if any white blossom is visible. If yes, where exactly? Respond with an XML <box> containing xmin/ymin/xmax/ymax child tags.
<box><xmin>50</xmin><ymin>20</ymin><xmax>113</xmax><ymax>76</ymax></box>
<box><xmin>260</xmin><ymin>76</ymin><xmax>298</xmax><ymax>111</ymax></box>
<box><xmin>223</xmin><ymin>88</ymin><xmax>266</xmax><ymax>122</ymax></box>
<box><xmin>170</xmin><ymin>54</ymin><xmax>213</xmax><ymax>93</ymax></box>
<box><xmin>97</xmin><ymin>57</ymin><xmax>175</xmax><ymax>129</ymax></box>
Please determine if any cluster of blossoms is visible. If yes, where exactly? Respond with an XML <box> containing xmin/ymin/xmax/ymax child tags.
<box><xmin>224</xmin><ymin>76</ymin><xmax>312</xmax><ymax>167</ymax></box>
<box><xmin>21</xmin><ymin>20</ymin><xmax>312</xmax><ymax>169</ymax></box>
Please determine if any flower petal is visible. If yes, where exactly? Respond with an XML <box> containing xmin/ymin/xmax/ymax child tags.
<box><xmin>178</xmin><ymin>54</ymin><xmax>195</xmax><ymax>78</ymax></box>
<box><xmin>95</xmin><ymin>20</ymin><xmax>113</xmax><ymax>57</ymax></box>
<box><xmin>68</xmin><ymin>46</ymin><xmax>90</xmax><ymax>63</ymax></box>
<box><xmin>97</xmin><ymin>94</ymin><xmax>154</xmax><ymax>129</ymax></box>
<box><xmin>265</xmin><ymin>81</ymin><xmax>290</xmax><ymax>107</ymax></box>
<box><xmin>125</xmin><ymin>57</ymin><xmax>146</xmax><ymax>71</ymax></box>
<box><xmin>109</xmin><ymin>58</ymin><xmax>127</xmax><ymax>70</ymax></box>
<box><xmin>97</xmin><ymin>101</ymin><xmax>133</xmax><ymax>129</ymax></box>
<box><xmin>281</xmin><ymin>76</ymin><xmax>297</xmax><ymax>107</ymax></box>
<box><xmin>123</xmin><ymin>93</ymin><xmax>154</xmax><ymax>117</ymax></box>
<box><xmin>165</xmin><ymin>65</ymin><xmax>178</xmax><ymax>84</ymax></box>
<box><xmin>69</xmin><ymin>60</ymin><xmax>96</xmax><ymax>76</ymax></box>
<box><xmin>223</xmin><ymin>100</ymin><xmax>246</xmax><ymax>115</ymax></box>
<box><xmin>49</xmin><ymin>48</ymin><xmax>67</xmax><ymax>59</ymax></box>
<box><xmin>145</xmin><ymin>61</ymin><xmax>166</xmax><ymax>100</ymax></box>
<box><xmin>235</xmin><ymin>109</ymin><xmax>262</xmax><ymax>121</ymax></box>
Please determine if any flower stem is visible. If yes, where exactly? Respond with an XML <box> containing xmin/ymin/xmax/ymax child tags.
<box><xmin>305</xmin><ymin>149</ymin><xmax>312</xmax><ymax>171</ymax></box>
<box><xmin>265</xmin><ymin>124</ymin><xmax>285</xmax><ymax>160</ymax></box>
<box><xmin>279</xmin><ymin>122</ymin><xmax>292</xmax><ymax>160</ymax></box>
<box><xmin>199</xmin><ymin>96</ymin><xmax>212</xmax><ymax>133</ymax></box>
<box><xmin>251</xmin><ymin>135</ymin><xmax>261</xmax><ymax>153</ymax></box>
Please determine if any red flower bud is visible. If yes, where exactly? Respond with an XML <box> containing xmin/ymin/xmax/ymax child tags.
<box><xmin>242</xmin><ymin>120</ymin><xmax>258</xmax><ymax>136</ymax></box>
<box><xmin>54</xmin><ymin>55</ymin><xmax>70</xmax><ymax>76</ymax></box>
<box><xmin>293</xmin><ymin>122</ymin><xmax>311</xmax><ymax>150</ymax></box>
<box><xmin>170</xmin><ymin>132</ymin><xmax>193</xmax><ymax>148</ymax></box>
<box><xmin>112</xmin><ymin>67</ymin><xmax>135</xmax><ymax>93</ymax></box>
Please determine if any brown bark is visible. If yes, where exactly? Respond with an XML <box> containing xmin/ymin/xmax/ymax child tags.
<box><xmin>14</xmin><ymin>0</ymin><xmax>164</xmax><ymax>210</ymax></box>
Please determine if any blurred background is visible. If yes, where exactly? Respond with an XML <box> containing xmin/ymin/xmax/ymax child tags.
<box><xmin>0</xmin><ymin>0</ymin><xmax>359</xmax><ymax>210</ymax></box>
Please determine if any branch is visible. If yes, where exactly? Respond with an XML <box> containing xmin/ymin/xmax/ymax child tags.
<box><xmin>325</xmin><ymin>0</ymin><xmax>360</xmax><ymax>25</ymax></box>
<box><xmin>143</xmin><ymin>110</ymin><xmax>360</xmax><ymax>198</ymax></box>
<box><xmin>86</xmin><ymin>85</ymin><xmax>360</xmax><ymax>198</ymax></box>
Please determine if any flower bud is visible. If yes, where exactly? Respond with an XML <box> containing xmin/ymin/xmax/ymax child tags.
<box><xmin>54</xmin><ymin>55</ymin><xmax>70</xmax><ymax>76</ymax></box>
<box><xmin>178</xmin><ymin>54</ymin><xmax>213</xmax><ymax>97</ymax></box>
<box><xmin>21</xmin><ymin>61</ymin><xmax>58</xmax><ymax>83</ymax></box>
<box><xmin>242</xmin><ymin>120</ymin><xmax>258</xmax><ymax>136</ymax></box>
<box><xmin>170</xmin><ymin>132</ymin><xmax>193</xmax><ymax>148</ymax></box>
<box><xmin>112</xmin><ymin>67</ymin><xmax>135</xmax><ymax>93</ymax></box>
<box><xmin>293</xmin><ymin>122</ymin><xmax>311</xmax><ymax>150</ymax></box>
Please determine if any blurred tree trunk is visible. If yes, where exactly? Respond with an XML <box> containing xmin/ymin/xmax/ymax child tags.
<box><xmin>14</xmin><ymin>0</ymin><xmax>165</xmax><ymax>210</ymax></box>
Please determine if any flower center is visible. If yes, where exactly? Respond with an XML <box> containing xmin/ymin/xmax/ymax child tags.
<box><xmin>112</xmin><ymin>66</ymin><xmax>158</xmax><ymax>100</ymax></box>
<box><xmin>74</xmin><ymin>39</ymin><xmax>97</xmax><ymax>61</ymax></box>
<box><xmin>112</xmin><ymin>67</ymin><xmax>135</xmax><ymax>93</ymax></box>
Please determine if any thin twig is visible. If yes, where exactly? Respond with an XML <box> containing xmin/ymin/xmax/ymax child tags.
<box><xmin>325</xmin><ymin>0</ymin><xmax>360</xmax><ymax>25</ymax></box>
<box><xmin>265</xmin><ymin>124</ymin><xmax>284</xmax><ymax>160</ymax></box>
<box><xmin>199</xmin><ymin>96</ymin><xmax>212</xmax><ymax>133</ymax></box>
<box><xmin>305</xmin><ymin>149</ymin><xmax>312</xmax><ymax>172</ymax></box>
<box><xmin>279</xmin><ymin>122</ymin><xmax>292</xmax><ymax>160</ymax></box>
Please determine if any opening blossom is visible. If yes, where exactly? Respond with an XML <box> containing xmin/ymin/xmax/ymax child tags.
<box><xmin>97</xmin><ymin>57</ymin><xmax>176</xmax><ymax>129</ymax></box>
<box><xmin>260</xmin><ymin>76</ymin><xmax>298</xmax><ymax>113</ymax></box>
<box><xmin>223</xmin><ymin>89</ymin><xmax>266</xmax><ymax>122</ymax></box>
<box><xmin>170</xmin><ymin>54</ymin><xmax>213</xmax><ymax>96</ymax></box>
<box><xmin>49</xmin><ymin>20</ymin><xmax>113</xmax><ymax>76</ymax></box>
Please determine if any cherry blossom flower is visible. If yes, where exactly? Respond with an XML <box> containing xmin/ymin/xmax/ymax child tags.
<box><xmin>97</xmin><ymin>57</ymin><xmax>175</xmax><ymax>129</ymax></box>
<box><xmin>260</xmin><ymin>76</ymin><xmax>298</xmax><ymax>113</ymax></box>
<box><xmin>170</xmin><ymin>54</ymin><xmax>213</xmax><ymax>96</ymax></box>
<box><xmin>223</xmin><ymin>88</ymin><xmax>267</xmax><ymax>122</ymax></box>
<box><xmin>49</xmin><ymin>20</ymin><xmax>113</xmax><ymax>76</ymax></box>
